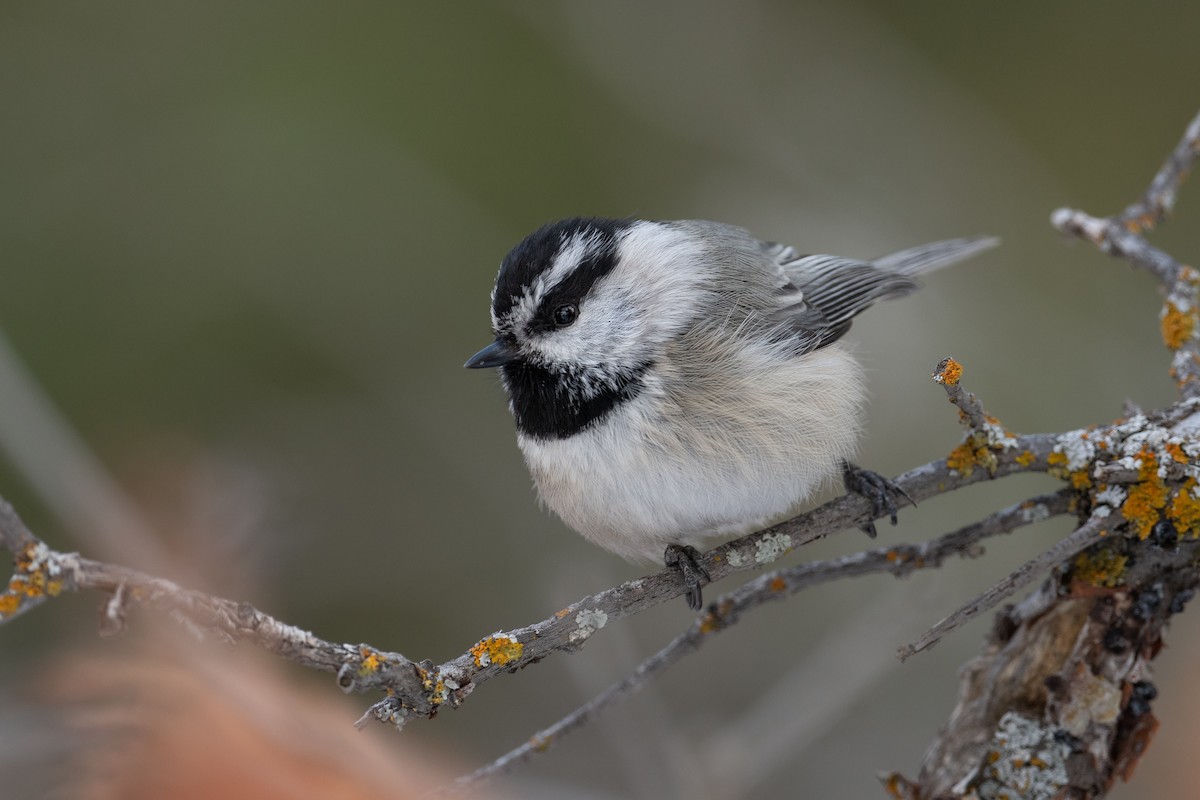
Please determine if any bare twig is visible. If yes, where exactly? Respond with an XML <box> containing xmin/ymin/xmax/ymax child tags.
<box><xmin>897</xmin><ymin>512</ymin><xmax>1115</xmax><ymax>661</ymax></box>
<box><xmin>1115</xmin><ymin>110</ymin><xmax>1200</xmax><ymax>233</ymax></box>
<box><xmin>1052</xmin><ymin>109</ymin><xmax>1200</xmax><ymax>399</ymax></box>
<box><xmin>445</xmin><ymin>492</ymin><xmax>1073</xmax><ymax>793</ymax></box>
<box><xmin>0</xmin><ymin>497</ymin><xmax>37</xmax><ymax>553</ymax></box>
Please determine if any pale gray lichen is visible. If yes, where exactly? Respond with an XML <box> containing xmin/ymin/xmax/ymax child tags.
<box><xmin>1115</xmin><ymin>454</ymin><xmax>1142</xmax><ymax>473</ymax></box>
<box><xmin>1057</xmin><ymin>435</ymin><xmax>1095</xmax><ymax>472</ymax></box>
<box><xmin>390</xmin><ymin>705</ymin><xmax>411</xmax><ymax>731</ymax></box>
<box><xmin>754</xmin><ymin>532</ymin><xmax>793</xmax><ymax>564</ymax></box>
<box><xmin>1095</xmin><ymin>485</ymin><xmax>1128</xmax><ymax>510</ymax></box>
<box><xmin>432</xmin><ymin>677</ymin><xmax>455</xmax><ymax>705</ymax></box>
<box><xmin>726</xmin><ymin>549</ymin><xmax>749</xmax><ymax>568</ymax></box>
<box><xmin>1121</xmin><ymin>427</ymin><xmax>1169</xmax><ymax>459</ymax></box>
<box><xmin>569</xmin><ymin>608</ymin><xmax>608</xmax><ymax>643</ymax></box>
<box><xmin>21</xmin><ymin>542</ymin><xmax>63</xmax><ymax>578</ymax></box>
<box><xmin>1020</xmin><ymin>503</ymin><xmax>1051</xmax><ymax>524</ymax></box>
<box><xmin>1114</xmin><ymin>414</ymin><xmax>1149</xmax><ymax>438</ymax></box>
<box><xmin>974</xmin><ymin>712</ymin><xmax>1070</xmax><ymax>800</ymax></box>
<box><xmin>982</xmin><ymin>418</ymin><xmax>1018</xmax><ymax>450</ymax></box>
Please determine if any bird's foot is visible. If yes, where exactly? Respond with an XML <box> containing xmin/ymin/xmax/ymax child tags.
<box><xmin>842</xmin><ymin>462</ymin><xmax>914</xmax><ymax>538</ymax></box>
<box><xmin>664</xmin><ymin>544</ymin><xmax>711</xmax><ymax>611</ymax></box>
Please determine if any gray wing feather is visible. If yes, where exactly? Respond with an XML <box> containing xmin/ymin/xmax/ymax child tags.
<box><xmin>773</xmin><ymin>236</ymin><xmax>997</xmax><ymax>353</ymax></box>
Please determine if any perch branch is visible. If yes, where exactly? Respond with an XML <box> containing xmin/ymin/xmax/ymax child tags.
<box><xmin>0</xmin><ymin>388</ymin><xmax>1066</xmax><ymax>723</ymax></box>
<box><xmin>447</xmin><ymin>491</ymin><xmax>1075</xmax><ymax>793</ymax></box>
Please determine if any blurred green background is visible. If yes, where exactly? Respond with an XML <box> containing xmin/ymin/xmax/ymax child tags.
<box><xmin>2</xmin><ymin>2</ymin><xmax>1198</xmax><ymax>797</ymax></box>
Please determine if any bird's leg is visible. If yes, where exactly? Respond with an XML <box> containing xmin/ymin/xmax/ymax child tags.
<box><xmin>842</xmin><ymin>461</ymin><xmax>914</xmax><ymax>538</ymax></box>
<box><xmin>664</xmin><ymin>544</ymin><xmax>710</xmax><ymax>611</ymax></box>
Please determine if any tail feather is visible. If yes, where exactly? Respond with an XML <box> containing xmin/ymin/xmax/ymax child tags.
<box><xmin>874</xmin><ymin>236</ymin><xmax>999</xmax><ymax>276</ymax></box>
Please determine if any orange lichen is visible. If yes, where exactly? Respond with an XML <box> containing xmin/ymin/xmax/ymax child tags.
<box><xmin>1161</xmin><ymin>301</ymin><xmax>1196</xmax><ymax>350</ymax></box>
<box><xmin>1165</xmin><ymin>441</ymin><xmax>1189</xmax><ymax>464</ymax></box>
<box><xmin>1072</xmin><ymin>548</ymin><xmax>1128</xmax><ymax>588</ymax></box>
<box><xmin>1168</xmin><ymin>478</ymin><xmax>1200</xmax><ymax>536</ymax></box>
<box><xmin>14</xmin><ymin>543</ymin><xmax>37</xmax><ymax>571</ymax></box>
<box><xmin>1121</xmin><ymin>450</ymin><xmax>1168</xmax><ymax>540</ymax></box>
<box><xmin>358</xmin><ymin>648</ymin><xmax>386</xmax><ymax>675</ymax></box>
<box><xmin>470</xmin><ymin>635</ymin><xmax>523</xmax><ymax>668</ymax></box>
<box><xmin>699</xmin><ymin>601</ymin><xmax>732</xmax><ymax>635</ymax></box>
<box><xmin>881</xmin><ymin>773</ymin><xmax>921</xmax><ymax>800</ymax></box>
<box><xmin>0</xmin><ymin>592</ymin><xmax>20</xmax><ymax>616</ymax></box>
<box><xmin>1047</xmin><ymin>449</ymin><xmax>1095</xmax><ymax>490</ymax></box>
<box><xmin>554</xmin><ymin>608</ymin><xmax>571</xmax><ymax>619</ymax></box>
<box><xmin>946</xmin><ymin>441</ymin><xmax>975</xmax><ymax>475</ymax></box>
<box><xmin>934</xmin><ymin>357</ymin><xmax>963</xmax><ymax>386</ymax></box>
<box><xmin>1015</xmin><ymin>450</ymin><xmax>1037</xmax><ymax>467</ymax></box>
<box><xmin>947</xmin><ymin>439</ymin><xmax>994</xmax><ymax>477</ymax></box>
<box><xmin>769</xmin><ymin>576</ymin><xmax>787</xmax><ymax>592</ymax></box>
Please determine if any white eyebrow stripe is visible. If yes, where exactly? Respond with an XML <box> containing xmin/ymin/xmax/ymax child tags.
<box><xmin>505</xmin><ymin>230</ymin><xmax>605</xmax><ymax>334</ymax></box>
<box><xmin>541</xmin><ymin>230</ymin><xmax>602</xmax><ymax>293</ymax></box>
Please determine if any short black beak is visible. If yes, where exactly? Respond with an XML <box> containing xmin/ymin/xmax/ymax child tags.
<box><xmin>464</xmin><ymin>339</ymin><xmax>518</xmax><ymax>369</ymax></box>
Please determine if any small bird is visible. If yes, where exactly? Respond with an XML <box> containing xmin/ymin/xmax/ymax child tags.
<box><xmin>467</xmin><ymin>218</ymin><xmax>995</xmax><ymax>609</ymax></box>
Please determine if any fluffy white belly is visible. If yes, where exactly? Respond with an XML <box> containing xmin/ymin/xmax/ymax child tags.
<box><xmin>517</xmin><ymin>346</ymin><xmax>864</xmax><ymax>562</ymax></box>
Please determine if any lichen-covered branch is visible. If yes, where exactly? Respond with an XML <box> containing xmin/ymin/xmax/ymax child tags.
<box><xmin>0</xmin><ymin>403</ymin><xmax>1067</xmax><ymax>723</ymax></box>
<box><xmin>880</xmin><ymin>108</ymin><xmax>1200</xmax><ymax>799</ymax></box>
<box><xmin>447</xmin><ymin>491</ymin><xmax>1075</xmax><ymax>793</ymax></box>
<box><xmin>0</xmin><ymin>516</ymin><xmax>431</xmax><ymax>701</ymax></box>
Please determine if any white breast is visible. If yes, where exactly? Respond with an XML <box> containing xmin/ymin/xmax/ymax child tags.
<box><xmin>516</xmin><ymin>341</ymin><xmax>865</xmax><ymax>563</ymax></box>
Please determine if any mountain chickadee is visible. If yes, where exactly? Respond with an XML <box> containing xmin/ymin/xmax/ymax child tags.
<box><xmin>467</xmin><ymin>218</ymin><xmax>996</xmax><ymax>609</ymax></box>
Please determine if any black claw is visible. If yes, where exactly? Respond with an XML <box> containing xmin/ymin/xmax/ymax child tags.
<box><xmin>664</xmin><ymin>544</ymin><xmax>710</xmax><ymax>611</ymax></box>
<box><xmin>843</xmin><ymin>462</ymin><xmax>911</xmax><ymax>536</ymax></box>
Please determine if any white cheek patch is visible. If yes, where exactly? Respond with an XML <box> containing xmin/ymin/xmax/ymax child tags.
<box><xmin>609</xmin><ymin>223</ymin><xmax>717</xmax><ymax>344</ymax></box>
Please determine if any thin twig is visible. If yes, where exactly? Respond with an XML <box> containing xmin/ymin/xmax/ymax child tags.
<box><xmin>1050</xmin><ymin>210</ymin><xmax>1184</xmax><ymax>284</ymax></box>
<box><xmin>1052</xmin><ymin>109</ymin><xmax>1200</xmax><ymax>400</ymax></box>
<box><xmin>1050</xmin><ymin>109</ymin><xmax>1200</xmax><ymax>285</ymax></box>
<box><xmin>1115</xmin><ymin>110</ymin><xmax>1200</xmax><ymax>233</ymax></box>
<box><xmin>0</xmin><ymin>497</ymin><xmax>37</xmax><ymax>553</ymax></box>
<box><xmin>896</xmin><ymin>512</ymin><xmax>1116</xmax><ymax>661</ymax></box>
<box><xmin>445</xmin><ymin>492</ymin><xmax>1073</xmax><ymax>793</ymax></box>
<box><xmin>934</xmin><ymin>357</ymin><xmax>989</xmax><ymax>434</ymax></box>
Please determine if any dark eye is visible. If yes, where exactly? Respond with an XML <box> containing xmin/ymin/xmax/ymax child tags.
<box><xmin>553</xmin><ymin>303</ymin><xmax>578</xmax><ymax>327</ymax></box>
